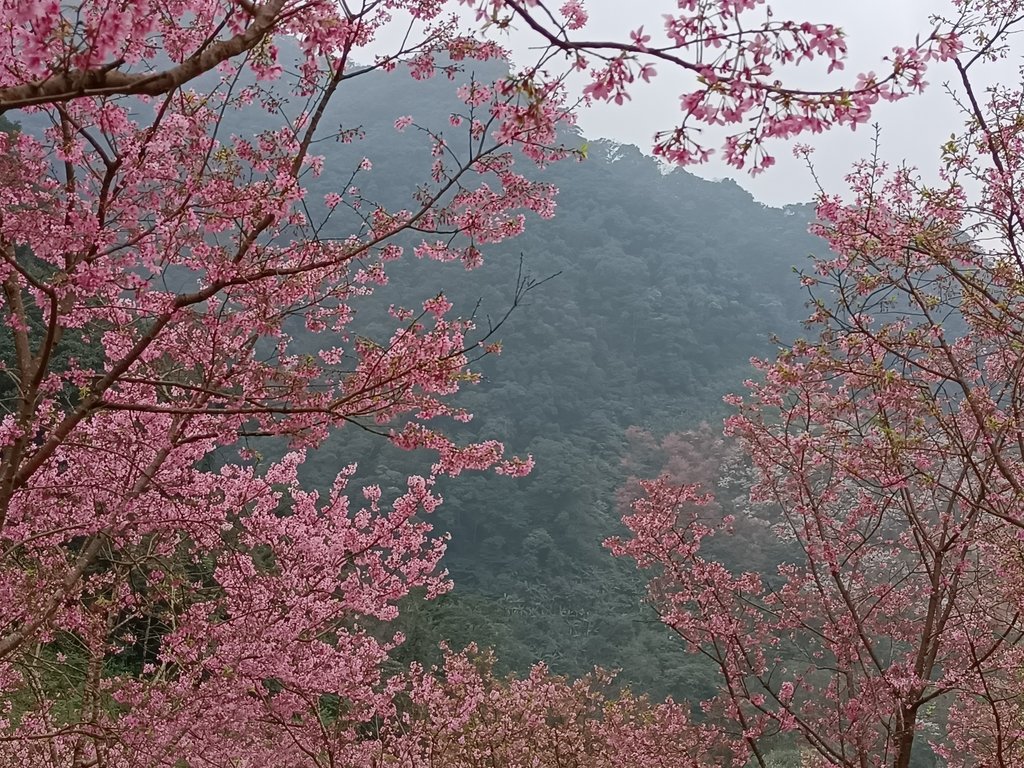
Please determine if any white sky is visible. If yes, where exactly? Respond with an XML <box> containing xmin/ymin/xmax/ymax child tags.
<box><xmin>370</xmin><ymin>1</ymin><xmax>1010</xmax><ymax>206</ymax></box>
<box><xmin>488</xmin><ymin>0</ymin><xmax>971</xmax><ymax>206</ymax></box>
<box><xmin>501</xmin><ymin>0</ymin><xmax>966</xmax><ymax>207</ymax></box>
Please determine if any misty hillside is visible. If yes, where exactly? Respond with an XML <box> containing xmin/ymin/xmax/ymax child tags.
<box><xmin>268</xmin><ymin>61</ymin><xmax>828</xmax><ymax>698</ymax></box>
<box><xmin>10</xmin><ymin>58</ymin><xmax>828</xmax><ymax>700</ymax></box>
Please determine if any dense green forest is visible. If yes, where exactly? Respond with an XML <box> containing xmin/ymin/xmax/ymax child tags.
<box><xmin>275</xmin><ymin>62</ymin><xmax>825</xmax><ymax>699</ymax></box>
<box><xmin>10</xmin><ymin>61</ymin><xmax>825</xmax><ymax>702</ymax></box>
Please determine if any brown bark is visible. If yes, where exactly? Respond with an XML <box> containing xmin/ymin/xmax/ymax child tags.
<box><xmin>0</xmin><ymin>0</ymin><xmax>286</xmax><ymax>112</ymax></box>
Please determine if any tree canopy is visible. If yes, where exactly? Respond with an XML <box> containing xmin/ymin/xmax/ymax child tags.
<box><xmin>0</xmin><ymin>1</ymin><xmax>1015</xmax><ymax>767</ymax></box>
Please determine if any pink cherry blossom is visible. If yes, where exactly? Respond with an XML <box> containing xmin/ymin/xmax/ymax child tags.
<box><xmin>0</xmin><ymin>0</ymin><xmax>1001</xmax><ymax>765</ymax></box>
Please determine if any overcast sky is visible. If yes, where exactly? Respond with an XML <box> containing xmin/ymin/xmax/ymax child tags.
<box><xmin>492</xmin><ymin>0</ymin><xmax>972</xmax><ymax>207</ymax></box>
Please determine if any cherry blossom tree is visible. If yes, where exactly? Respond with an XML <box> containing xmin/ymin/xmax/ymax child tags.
<box><xmin>612</xmin><ymin>3</ymin><xmax>1024</xmax><ymax>766</ymax></box>
<box><xmin>365</xmin><ymin>644</ymin><xmax>714</xmax><ymax>768</ymax></box>
<box><xmin>0</xmin><ymin>0</ymin><xmax>970</xmax><ymax>766</ymax></box>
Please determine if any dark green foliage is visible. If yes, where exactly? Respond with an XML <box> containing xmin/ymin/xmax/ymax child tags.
<box><xmin>268</xmin><ymin>66</ymin><xmax>823</xmax><ymax>699</ymax></box>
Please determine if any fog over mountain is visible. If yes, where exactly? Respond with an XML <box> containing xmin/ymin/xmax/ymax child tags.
<box><xmin>216</xmin><ymin>60</ymin><xmax>831</xmax><ymax>699</ymax></box>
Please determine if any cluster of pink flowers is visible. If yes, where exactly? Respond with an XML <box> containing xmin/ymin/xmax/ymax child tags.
<box><xmin>0</xmin><ymin>0</ymin><xmax>1012</xmax><ymax>765</ymax></box>
<box><xmin>610</xmin><ymin>5</ymin><xmax>1024</xmax><ymax>760</ymax></box>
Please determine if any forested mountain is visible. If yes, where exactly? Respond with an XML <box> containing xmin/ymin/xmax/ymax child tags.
<box><xmin>10</xmin><ymin>60</ymin><xmax>825</xmax><ymax>701</ymax></box>
<box><xmin>272</xmin><ymin>63</ymin><xmax>827</xmax><ymax>698</ymax></box>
